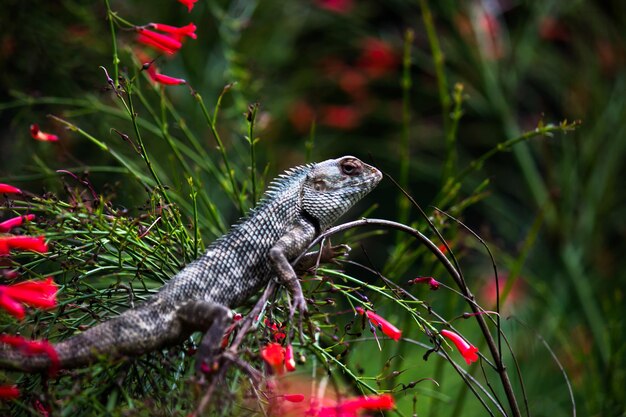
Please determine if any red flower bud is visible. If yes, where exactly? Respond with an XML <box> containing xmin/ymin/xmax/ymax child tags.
<box><xmin>0</xmin><ymin>215</ymin><xmax>36</xmax><ymax>233</ymax></box>
<box><xmin>440</xmin><ymin>329</ymin><xmax>479</xmax><ymax>365</ymax></box>
<box><xmin>0</xmin><ymin>184</ymin><xmax>22</xmax><ymax>194</ymax></box>
<box><xmin>150</xmin><ymin>23</ymin><xmax>197</xmax><ymax>40</ymax></box>
<box><xmin>30</xmin><ymin>124</ymin><xmax>59</xmax><ymax>142</ymax></box>
<box><xmin>178</xmin><ymin>0</ymin><xmax>197</xmax><ymax>12</ymax></box>
<box><xmin>356</xmin><ymin>307</ymin><xmax>402</xmax><ymax>341</ymax></box>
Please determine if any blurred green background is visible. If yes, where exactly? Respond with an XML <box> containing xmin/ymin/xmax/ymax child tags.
<box><xmin>1</xmin><ymin>0</ymin><xmax>625</xmax><ymax>415</ymax></box>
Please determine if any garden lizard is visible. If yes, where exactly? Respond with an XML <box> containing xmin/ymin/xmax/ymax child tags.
<box><xmin>0</xmin><ymin>156</ymin><xmax>382</xmax><ymax>372</ymax></box>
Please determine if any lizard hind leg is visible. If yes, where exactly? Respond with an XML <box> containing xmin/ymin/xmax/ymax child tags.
<box><xmin>176</xmin><ymin>300</ymin><xmax>232</xmax><ymax>374</ymax></box>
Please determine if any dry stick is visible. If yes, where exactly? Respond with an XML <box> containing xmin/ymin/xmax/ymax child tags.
<box><xmin>304</xmin><ymin>218</ymin><xmax>521</xmax><ymax>417</ymax></box>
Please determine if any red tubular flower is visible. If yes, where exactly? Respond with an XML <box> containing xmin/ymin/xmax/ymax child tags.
<box><xmin>178</xmin><ymin>0</ymin><xmax>197</xmax><ymax>12</ymax></box>
<box><xmin>137</xmin><ymin>29</ymin><xmax>182</xmax><ymax>55</ymax></box>
<box><xmin>29</xmin><ymin>124</ymin><xmax>59</xmax><ymax>142</ymax></box>
<box><xmin>146</xmin><ymin>66</ymin><xmax>187</xmax><ymax>86</ymax></box>
<box><xmin>0</xmin><ymin>292</ymin><xmax>25</xmax><ymax>319</ymax></box>
<box><xmin>150</xmin><ymin>22</ymin><xmax>197</xmax><ymax>40</ymax></box>
<box><xmin>0</xmin><ymin>384</ymin><xmax>19</xmax><ymax>400</ymax></box>
<box><xmin>0</xmin><ymin>334</ymin><xmax>59</xmax><ymax>375</ymax></box>
<box><xmin>0</xmin><ymin>184</ymin><xmax>22</xmax><ymax>194</ymax></box>
<box><xmin>440</xmin><ymin>329</ymin><xmax>479</xmax><ymax>365</ymax></box>
<box><xmin>261</xmin><ymin>342</ymin><xmax>285</xmax><ymax>374</ymax></box>
<box><xmin>0</xmin><ymin>214</ymin><xmax>36</xmax><ymax>233</ymax></box>
<box><xmin>3</xmin><ymin>277</ymin><xmax>58</xmax><ymax>309</ymax></box>
<box><xmin>0</xmin><ymin>277</ymin><xmax>58</xmax><ymax>319</ymax></box>
<box><xmin>0</xmin><ymin>236</ymin><xmax>48</xmax><ymax>255</ymax></box>
<box><xmin>284</xmin><ymin>344</ymin><xmax>296</xmax><ymax>372</ymax></box>
<box><xmin>356</xmin><ymin>307</ymin><xmax>402</xmax><ymax>341</ymax></box>
<box><xmin>409</xmin><ymin>276</ymin><xmax>440</xmax><ymax>290</ymax></box>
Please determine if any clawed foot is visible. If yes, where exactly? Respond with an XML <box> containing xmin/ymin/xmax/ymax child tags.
<box><xmin>320</xmin><ymin>243</ymin><xmax>351</xmax><ymax>264</ymax></box>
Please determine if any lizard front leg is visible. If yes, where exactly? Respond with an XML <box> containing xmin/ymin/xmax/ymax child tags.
<box><xmin>177</xmin><ymin>300</ymin><xmax>232</xmax><ymax>373</ymax></box>
<box><xmin>268</xmin><ymin>218</ymin><xmax>317</xmax><ymax>318</ymax></box>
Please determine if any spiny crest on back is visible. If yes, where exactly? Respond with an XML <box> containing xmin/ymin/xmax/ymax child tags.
<box><xmin>251</xmin><ymin>162</ymin><xmax>313</xmax><ymax>211</ymax></box>
<box><xmin>258</xmin><ymin>162</ymin><xmax>313</xmax><ymax>202</ymax></box>
<box><xmin>210</xmin><ymin>162</ymin><xmax>313</xmax><ymax>241</ymax></box>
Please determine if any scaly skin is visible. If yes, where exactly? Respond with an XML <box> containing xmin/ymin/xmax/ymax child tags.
<box><xmin>0</xmin><ymin>156</ymin><xmax>382</xmax><ymax>372</ymax></box>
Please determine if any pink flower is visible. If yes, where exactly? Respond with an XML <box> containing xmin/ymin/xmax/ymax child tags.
<box><xmin>0</xmin><ymin>385</ymin><xmax>19</xmax><ymax>400</ymax></box>
<box><xmin>0</xmin><ymin>184</ymin><xmax>22</xmax><ymax>194</ymax></box>
<box><xmin>29</xmin><ymin>124</ymin><xmax>59</xmax><ymax>142</ymax></box>
<box><xmin>440</xmin><ymin>329</ymin><xmax>479</xmax><ymax>365</ymax></box>
<box><xmin>0</xmin><ymin>235</ymin><xmax>48</xmax><ymax>255</ymax></box>
<box><xmin>314</xmin><ymin>0</ymin><xmax>354</xmax><ymax>14</ymax></box>
<box><xmin>178</xmin><ymin>0</ymin><xmax>197</xmax><ymax>12</ymax></box>
<box><xmin>356</xmin><ymin>38</ymin><xmax>398</xmax><ymax>79</ymax></box>
<box><xmin>0</xmin><ymin>334</ymin><xmax>59</xmax><ymax>375</ymax></box>
<box><xmin>261</xmin><ymin>342</ymin><xmax>285</xmax><ymax>374</ymax></box>
<box><xmin>0</xmin><ymin>277</ymin><xmax>58</xmax><ymax>320</ymax></box>
<box><xmin>150</xmin><ymin>22</ymin><xmax>197</xmax><ymax>40</ymax></box>
<box><xmin>146</xmin><ymin>65</ymin><xmax>187</xmax><ymax>86</ymax></box>
<box><xmin>137</xmin><ymin>29</ymin><xmax>182</xmax><ymax>55</ymax></box>
<box><xmin>0</xmin><ymin>214</ymin><xmax>36</xmax><ymax>233</ymax></box>
<box><xmin>356</xmin><ymin>307</ymin><xmax>402</xmax><ymax>341</ymax></box>
<box><xmin>284</xmin><ymin>344</ymin><xmax>296</xmax><ymax>372</ymax></box>
<box><xmin>409</xmin><ymin>276</ymin><xmax>440</xmax><ymax>290</ymax></box>
<box><xmin>317</xmin><ymin>394</ymin><xmax>395</xmax><ymax>416</ymax></box>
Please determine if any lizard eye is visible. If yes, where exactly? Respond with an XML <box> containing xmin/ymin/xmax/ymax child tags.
<box><xmin>341</xmin><ymin>159</ymin><xmax>361</xmax><ymax>176</ymax></box>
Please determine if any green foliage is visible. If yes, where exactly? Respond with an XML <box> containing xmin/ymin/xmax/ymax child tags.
<box><xmin>1</xmin><ymin>0</ymin><xmax>625</xmax><ymax>416</ymax></box>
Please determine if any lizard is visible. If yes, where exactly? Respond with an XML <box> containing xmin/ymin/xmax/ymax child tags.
<box><xmin>0</xmin><ymin>156</ymin><xmax>382</xmax><ymax>373</ymax></box>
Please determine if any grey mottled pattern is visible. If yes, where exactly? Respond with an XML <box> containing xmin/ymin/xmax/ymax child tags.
<box><xmin>0</xmin><ymin>156</ymin><xmax>382</xmax><ymax>372</ymax></box>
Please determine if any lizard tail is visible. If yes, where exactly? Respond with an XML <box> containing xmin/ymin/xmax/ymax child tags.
<box><xmin>0</xmin><ymin>300</ymin><xmax>182</xmax><ymax>373</ymax></box>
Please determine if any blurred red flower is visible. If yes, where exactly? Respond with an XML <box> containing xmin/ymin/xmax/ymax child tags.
<box><xmin>288</xmin><ymin>100</ymin><xmax>316</xmax><ymax>133</ymax></box>
<box><xmin>538</xmin><ymin>17</ymin><xmax>570</xmax><ymax>42</ymax></box>
<box><xmin>0</xmin><ymin>385</ymin><xmax>19</xmax><ymax>400</ymax></box>
<box><xmin>30</xmin><ymin>124</ymin><xmax>59</xmax><ymax>142</ymax></box>
<box><xmin>0</xmin><ymin>277</ymin><xmax>58</xmax><ymax>320</ymax></box>
<box><xmin>137</xmin><ymin>29</ymin><xmax>182</xmax><ymax>55</ymax></box>
<box><xmin>283</xmin><ymin>393</ymin><xmax>305</xmax><ymax>403</ymax></box>
<box><xmin>356</xmin><ymin>307</ymin><xmax>402</xmax><ymax>341</ymax></box>
<box><xmin>178</xmin><ymin>0</ymin><xmax>197</xmax><ymax>12</ymax></box>
<box><xmin>440</xmin><ymin>329</ymin><xmax>479</xmax><ymax>365</ymax></box>
<box><xmin>316</xmin><ymin>394</ymin><xmax>395</xmax><ymax>416</ymax></box>
<box><xmin>261</xmin><ymin>342</ymin><xmax>285</xmax><ymax>374</ymax></box>
<box><xmin>284</xmin><ymin>344</ymin><xmax>296</xmax><ymax>372</ymax></box>
<box><xmin>320</xmin><ymin>105</ymin><xmax>361</xmax><ymax>130</ymax></box>
<box><xmin>0</xmin><ymin>235</ymin><xmax>48</xmax><ymax>255</ymax></box>
<box><xmin>356</xmin><ymin>38</ymin><xmax>398</xmax><ymax>79</ymax></box>
<box><xmin>150</xmin><ymin>22</ymin><xmax>197</xmax><ymax>40</ymax></box>
<box><xmin>0</xmin><ymin>334</ymin><xmax>59</xmax><ymax>375</ymax></box>
<box><xmin>314</xmin><ymin>0</ymin><xmax>354</xmax><ymax>14</ymax></box>
<box><xmin>146</xmin><ymin>65</ymin><xmax>187</xmax><ymax>86</ymax></box>
<box><xmin>0</xmin><ymin>215</ymin><xmax>35</xmax><ymax>233</ymax></box>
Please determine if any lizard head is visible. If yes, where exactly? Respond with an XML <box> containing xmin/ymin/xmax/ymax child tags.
<box><xmin>301</xmin><ymin>156</ymin><xmax>382</xmax><ymax>230</ymax></box>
